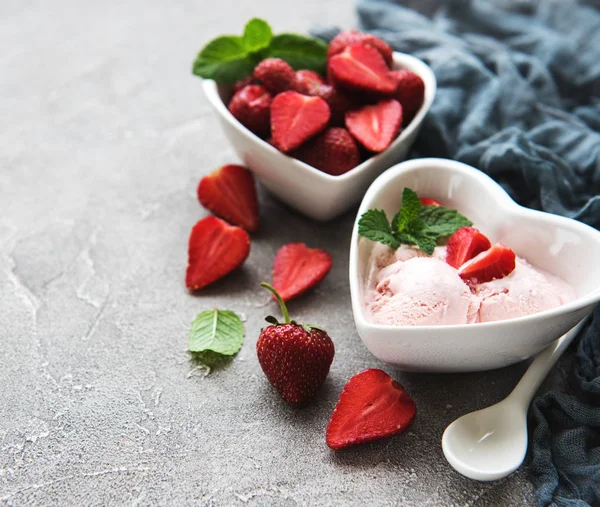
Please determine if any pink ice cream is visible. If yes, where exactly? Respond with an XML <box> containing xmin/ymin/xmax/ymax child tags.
<box><xmin>475</xmin><ymin>258</ymin><xmax>576</xmax><ymax>322</ymax></box>
<box><xmin>366</xmin><ymin>245</ymin><xmax>479</xmax><ymax>326</ymax></box>
<box><xmin>365</xmin><ymin>244</ymin><xmax>575</xmax><ymax>326</ymax></box>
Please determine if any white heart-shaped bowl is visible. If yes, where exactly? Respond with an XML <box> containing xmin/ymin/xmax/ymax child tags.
<box><xmin>202</xmin><ymin>52</ymin><xmax>436</xmax><ymax>221</ymax></box>
<box><xmin>350</xmin><ymin>158</ymin><xmax>600</xmax><ymax>372</ymax></box>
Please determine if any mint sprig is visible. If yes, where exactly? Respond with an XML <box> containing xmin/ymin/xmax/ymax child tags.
<box><xmin>358</xmin><ymin>188</ymin><xmax>473</xmax><ymax>255</ymax></box>
<box><xmin>189</xmin><ymin>309</ymin><xmax>245</xmax><ymax>357</ymax></box>
<box><xmin>192</xmin><ymin>19</ymin><xmax>327</xmax><ymax>85</ymax></box>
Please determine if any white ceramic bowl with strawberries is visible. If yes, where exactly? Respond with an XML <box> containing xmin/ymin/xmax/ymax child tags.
<box><xmin>203</xmin><ymin>51</ymin><xmax>436</xmax><ymax>221</ymax></box>
<box><xmin>349</xmin><ymin>158</ymin><xmax>600</xmax><ymax>372</ymax></box>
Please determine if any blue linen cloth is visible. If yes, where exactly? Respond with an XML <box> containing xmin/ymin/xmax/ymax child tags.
<box><xmin>316</xmin><ymin>0</ymin><xmax>600</xmax><ymax>504</ymax></box>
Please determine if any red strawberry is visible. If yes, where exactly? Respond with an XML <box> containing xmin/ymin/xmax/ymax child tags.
<box><xmin>270</xmin><ymin>91</ymin><xmax>330</xmax><ymax>152</ymax></box>
<box><xmin>272</xmin><ymin>243</ymin><xmax>332</xmax><ymax>301</ymax></box>
<box><xmin>197</xmin><ymin>164</ymin><xmax>259</xmax><ymax>232</ymax></box>
<box><xmin>256</xmin><ymin>283</ymin><xmax>335</xmax><ymax>406</ymax></box>
<box><xmin>345</xmin><ymin>99</ymin><xmax>402</xmax><ymax>152</ymax></box>
<box><xmin>328</xmin><ymin>44</ymin><xmax>397</xmax><ymax>95</ymax></box>
<box><xmin>232</xmin><ymin>76</ymin><xmax>254</xmax><ymax>95</ymax></box>
<box><xmin>185</xmin><ymin>216</ymin><xmax>250</xmax><ymax>291</ymax></box>
<box><xmin>307</xmin><ymin>84</ymin><xmax>355</xmax><ymax>125</ymax></box>
<box><xmin>328</xmin><ymin>30</ymin><xmax>393</xmax><ymax>67</ymax></box>
<box><xmin>445</xmin><ymin>226</ymin><xmax>492</xmax><ymax>269</ymax></box>
<box><xmin>326</xmin><ymin>369</ymin><xmax>416</xmax><ymax>450</ymax></box>
<box><xmin>293</xmin><ymin>127</ymin><xmax>360</xmax><ymax>176</ymax></box>
<box><xmin>420</xmin><ymin>197</ymin><xmax>442</xmax><ymax>207</ymax></box>
<box><xmin>228</xmin><ymin>84</ymin><xmax>271</xmax><ymax>138</ymax></box>
<box><xmin>253</xmin><ymin>58</ymin><xmax>296</xmax><ymax>95</ymax></box>
<box><xmin>458</xmin><ymin>244</ymin><xmax>516</xmax><ymax>285</ymax></box>
<box><xmin>294</xmin><ymin>70</ymin><xmax>326</xmax><ymax>94</ymax></box>
<box><xmin>389</xmin><ymin>70</ymin><xmax>425</xmax><ymax>125</ymax></box>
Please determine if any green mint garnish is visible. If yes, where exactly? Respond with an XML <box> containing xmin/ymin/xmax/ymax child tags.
<box><xmin>266</xmin><ymin>33</ymin><xmax>327</xmax><ymax>73</ymax></box>
<box><xmin>192</xmin><ymin>19</ymin><xmax>327</xmax><ymax>84</ymax></box>
<box><xmin>358</xmin><ymin>188</ymin><xmax>473</xmax><ymax>255</ymax></box>
<box><xmin>189</xmin><ymin>309</ymin><xmax>245</xmax><ymax>357</ymax></box>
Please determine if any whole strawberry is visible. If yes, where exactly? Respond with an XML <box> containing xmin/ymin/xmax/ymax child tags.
<box><xmin>256</xmin><ymin>283</ymin><xmax>335</xmax><ymax>406</ymax></box>
<box><xmin>389</xmin><ymin>70</ymin><xmax>425</xmax><ymax>125</ymax></box>
<box><xmin>253</xmin><ymin>58</ymin><xmax>296</xmax><ymax>95</ymax></box>
<box><xmin>228</xmin><ymin>84</ymin><xmax>272</xmax><ymax>138</ymax></box>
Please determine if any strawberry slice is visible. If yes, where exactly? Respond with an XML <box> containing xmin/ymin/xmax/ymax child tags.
<box><xmin>185</xmin><ymin>216</ymin><xmax>250</xmax><ymax>291</ymax></box>
<box><xmin>446</xmin><ymin>226</ymin><xmax>492</xmax><ymax>269</ymax></box>
<box><xmin>197</xmin><ymin>164</ymin><xmax>259</xmax><ymax>232</ymax></box>
<box><xmin>270</xmin><ymin>91</ymin><xmax>331</xmax><ymax>152</ymax></box>
<box><xmin>458</xmin><ymin>244</ymin><xmax>516</xmax><ymax>285</ymax></box>
<box><xmin>326</xmin><ymin>369</ymin><xmax>416</xmax><ymax>450</ymax></box>
<box><xmin>420</xmin><ymin>197</ymin><xmax>442</xmax><ymax>207</ymax></box>
<box><xmin>328</xmin><ymin>44</ymin><xmax>397</xmax><ymax>95</ymax></box>
<box><xmin>345</xmin><ymin>99</ymin><xmax>402</xmax><ymax>152</ymax></box>
<box><xmin>272</xmin><ymin>243</ymin><xmax>332</xmax><ymax>302</ymax></box>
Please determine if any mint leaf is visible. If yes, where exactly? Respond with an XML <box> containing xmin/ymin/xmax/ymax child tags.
<box><xmin>358</xmin><ymin>209</ymin><xmax>399</xmax><ymax>249</ymax></box>
<box><xmin>419</xmin><ymin>206</ymin><xmax>472</xmax><ymax>237</ymax></box>
<box><xmin>412</xmin><ymin>233</ymin><xmax>437</xmax><ymax>255</ymax></box>
<box><xmin>393</xmin><ymin>188</ymin><xmax>422</xmax><ymax>233</ymax></box>
<box><xmin>189</xmin><ymin>310</ymin><xmax>244</xmax><ymax>356</ymax></box>
<box><xmin>266</xmin><ymin>34</ymin><xmax>327</xmax><ymax>73</ymax></box>
<box><xmin>192</xmin><ymin>36</ymin><xmax>255</xmax><ymax>84</ymax></box>
<box><xmin>243</xmin><ymin>19</ymin><xmax>273</xmax><ymax>52</ymax></box>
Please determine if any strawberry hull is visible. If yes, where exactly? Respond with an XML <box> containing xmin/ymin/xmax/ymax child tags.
<box><xmin>202</xmin><ymin>51</ymin><xmax>436</xmax><ymax>221</ymax></box>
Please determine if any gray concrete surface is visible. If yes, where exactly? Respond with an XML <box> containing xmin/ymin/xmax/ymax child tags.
<box><xmin>0</xmin><ymin>0</ymin><xmax>556</xmax><ymax>504</ymax></box>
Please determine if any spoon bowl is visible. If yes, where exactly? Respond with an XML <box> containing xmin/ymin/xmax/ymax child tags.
<box><xmin>442</xmin><ymin>401</ymin><xmax>528</xmax><ymax>481</ymax></box>
<box><xmin>441</xmin><ymin>320</ymin><xmax>587</xmax><ymax>480</ymax></box>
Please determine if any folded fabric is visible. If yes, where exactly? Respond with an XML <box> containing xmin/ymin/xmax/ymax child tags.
<box><xmin>315</xmin><ymin>0</ymin><xmax>600</xmax><ymax>504</ymax></box>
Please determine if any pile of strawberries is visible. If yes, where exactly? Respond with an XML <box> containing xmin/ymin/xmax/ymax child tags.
<box><xmin>228</xmin><ymin>30</ymin><xmax>425</xmax><ymax>176</ymax></box>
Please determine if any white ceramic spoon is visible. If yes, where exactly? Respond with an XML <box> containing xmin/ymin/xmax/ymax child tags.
<box><xmin>442</xmin><ymin>319</ymin><xmax>588</xmax><ymax>481</ymax></box>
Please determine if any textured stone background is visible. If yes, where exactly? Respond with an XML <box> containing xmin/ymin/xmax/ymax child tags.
<box><xmin>0</xmin><ymin>0</ymin><xmax>565</xmax><ymax>504</ymax></box>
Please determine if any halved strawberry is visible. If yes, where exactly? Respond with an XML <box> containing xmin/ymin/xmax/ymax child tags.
<box><xmin>420</xmin><ymin>197</ymin><xmax>442</xmax><ymax>207</ymax></box>
<box><xmin>272</xmin><ymin>243</ymin><xmax>332</xmax><ymax>301</ymax></box>
<box><xmin>294</xmin><ymin>70</ymin><xmax>326</xmax><ymax>94</ymax></box>
<box><xmin>389</xmin><ymin>70</ymin><xmax>425</xmax><ymax>125</ymax></box>
<box><xmin>328</xmin><ymin>44</ymin><xmax>397</xmax><ymax>95</ymax></box>
<box><xmin>293</xmin><ymin>127</ymin><xmax>360</xmax><ymax>176</ymax></box>
<box><xmin>458</xmin><ymin>244</ymin><xmax>516</xmax><ymax>285</ymax></box>
<box><xmin>185</xmin><ymin>216</ymin><xmax>250</xmax><ymax>291</ymax></box>
<box><xmin>326</xmin><ymin>369</ymin><xmax>416</xmax><ymax>450</ymax></box>
<box><xmin>197</xmin><ymin>164</ymin><xmax>259</xmax><ymax>232</ymax></box>
<box><xmin>345</xmin><ymin>99</ymin><xmax>402</xmax><ymax>152</ymax></box>
<box><xmin>446</xmin><ymin>227</ymin><xmax>492</xmax><ymax>269</ymax></box>
<box><xmin>228</xmin><ymin>84</ymin><xmax>272</xmax><ymax>138</ymax></box>
<box><xmin>270</xmin><ymin>91</ymin><xmax>330</xmax><ymax>152</ymax></box>
<box><xmin>253</xmin><ymin>58</ymin><xmax>296</xmax><ymax>95</ymax></box>
<box><xmin>328</xmin><ymin>30</ymin><xmax>393</xmax><ymax>67</ymax></box>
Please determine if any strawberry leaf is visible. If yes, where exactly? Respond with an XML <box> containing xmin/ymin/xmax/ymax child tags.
<box><xmin>358</xmin><ymin>209</ymin><xmax>399</xmax><ymax>249</ymax></box>
<box><xmin>243</xmin><ymin>18</ymin><xmax>273</xmax><ymax>53</ymax></box>
<box><xmin>189</xmin><ymin>309</ymin><xmax>244</xmax><ymax>356</ymax></box>
<box><xmin>266</xmin><ymin>34</ymin><xmax>328</xmax><ymax>73</ymax></box>
<box><xmin>265</xmin><ymin>315</ymin><xmax>279</xmax><ymax>325</ymax></box>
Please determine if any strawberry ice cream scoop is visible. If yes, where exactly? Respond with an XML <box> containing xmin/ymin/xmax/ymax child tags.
<box><xmin>367</xmin><ymin>255</ymin><xmax>480</xmax><ymax>326</ymax></box>
<box><xmin>474</xmin><ymin>258</ymin><xmax>576</xmax><ymax>323</ymax></box>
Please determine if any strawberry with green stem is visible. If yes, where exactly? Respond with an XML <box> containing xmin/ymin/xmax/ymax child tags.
<box><xmin>256</xmin><ymin>283</ymin><xmax>334</xmax><ymax>406</ymax></box>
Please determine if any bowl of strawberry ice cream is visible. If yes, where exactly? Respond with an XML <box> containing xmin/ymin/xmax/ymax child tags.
<box><xmin>349</xmin><ymin>158</ymin><xmax>600</xmax><ymax>372</ymax></box>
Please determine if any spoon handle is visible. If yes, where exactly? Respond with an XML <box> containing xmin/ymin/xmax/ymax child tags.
<box><xmin>509</xmin><ymin>318</ymin><xmax>589</xmax><ymax>408</ymax></box>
